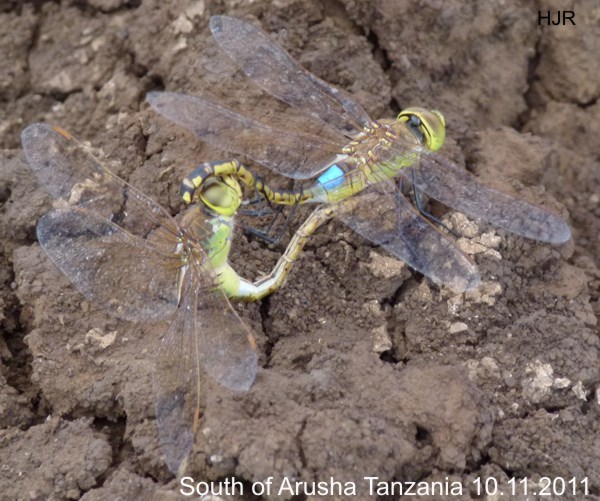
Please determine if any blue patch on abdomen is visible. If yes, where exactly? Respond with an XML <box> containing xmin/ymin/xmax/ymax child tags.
<box><xmin>317</xmin><ymin>164</ymin><xmax>345</xmax><ymax>191</ymax></box>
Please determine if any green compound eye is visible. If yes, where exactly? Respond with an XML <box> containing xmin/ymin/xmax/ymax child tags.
<box><xmin>202</xmin><ymin>184</ymin><xmax>226</xmax><ymax>205</ymax></box>
<box><xmin>199</xmin><ymin>177</ymin><xmax>242</xmax><ymax>216</ymax></box>
<box><xmin>398</xmin><ymin>107</ymin><xmax>446</xmax><ymax>151</ymax></box>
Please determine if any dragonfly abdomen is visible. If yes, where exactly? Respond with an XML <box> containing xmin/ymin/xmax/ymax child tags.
<box><xmin>181</xmin><ymin>159</ymin><xmax>312</xmax><ymax>207</ymax></box>
<box><xmin>316</xmin><ymin>164</ymin><xmax>345</xmax><ymax>191</ymax></box>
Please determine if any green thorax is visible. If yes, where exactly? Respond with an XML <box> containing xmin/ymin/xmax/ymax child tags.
<box><xmin>178</xmin><ymin>205</ymin><xmax>234</xmax><ymax>267</ymax></box>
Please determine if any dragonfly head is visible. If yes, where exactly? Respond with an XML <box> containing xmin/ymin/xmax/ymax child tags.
<box><xmin>398</xmin><ymin>107</ymin><xmax>446</xmax><ymax>152</ymax></box>
<box><xmin>197</xmin><ymin>175</ymin><xmax>242</xmax><ymax>217</ymax></box>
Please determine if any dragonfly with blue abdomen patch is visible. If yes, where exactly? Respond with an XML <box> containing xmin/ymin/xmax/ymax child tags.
<box><xmin>147</xmin><ymin>15</ymin><xmax>571</xmax><ymax>293</ymax></box>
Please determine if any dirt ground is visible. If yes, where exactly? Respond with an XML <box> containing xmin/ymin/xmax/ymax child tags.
<box><xmin>1</xmin><ymin>0</ymin><xmax>599</xmax><ymax>499</ymax></box>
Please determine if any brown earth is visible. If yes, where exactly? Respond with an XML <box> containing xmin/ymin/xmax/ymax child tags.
<box><xmin>1</xmin><ymin>0</ymin><xmax>599</xmax><ymax>500</ymax></box>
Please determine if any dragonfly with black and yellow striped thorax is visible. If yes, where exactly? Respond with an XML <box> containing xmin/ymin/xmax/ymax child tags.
<box><xmin>21</xmin><ymin>124</ymin><xmax>323</xmax><ymax>473</ymax></box>
<box><xmin>148</xmin><ymin>15</ymin><xmax>571</xmax><ymax>293</ymax></box>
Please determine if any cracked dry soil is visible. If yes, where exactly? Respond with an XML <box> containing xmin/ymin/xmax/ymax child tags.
<box><xmin>1</xmin><ymin>0</ymin><xmax>599</xmax><ymax>499</ymax></box>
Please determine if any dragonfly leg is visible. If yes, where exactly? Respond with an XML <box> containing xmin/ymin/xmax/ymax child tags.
<box><xmin>239</xmin><ymin>200</ymin><xmax>301</xmax><ymax>245</ymax></box>
<box><xmin>410</xmin><ymin>171</ymin><xmax>460</xmax><ymax>238</ymax></box>
<box><xmin>263</xmin><ymin>202</ymin><xmax>298</xmax><ymax>241</ymax></box>
<box><xmin>238</xmin><ymin>207</ymin><xmax>275</xmax><ymax>217</ymax></box>
<box><xmin>237</xmin><ymin>223</ymin><xmax>281</xmax><ymax>245</ymax></box>
<box><xmin>240</xmin><ymin>184</ymin><xmax>281</xmax><ymax>217</ymax></box>
<box><xmin>241</xmin><ymin>193</ymin><xmax>270</xmax><ymax>208</ymax></box>
<box><xmin>241</xmin><ymin>179</ymin><xmax>273</xmax><ymax>214</ymax></box>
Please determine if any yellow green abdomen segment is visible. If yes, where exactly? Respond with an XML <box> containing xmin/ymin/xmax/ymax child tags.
<box><xmin>230</xmin><ymin>204</ymin><xmax>337</xmax><ymax>301</ymax></box>
<box><xmin>215</xmin><ymin>263</ymin><xmax>242</xmax><ymax>298</ymax></box>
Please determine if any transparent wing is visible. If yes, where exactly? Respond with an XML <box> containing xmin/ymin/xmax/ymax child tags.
<box><xmin>210</xmin><ymin>15</ymin><xmax>372</xmax><ymax>137</ymax></box>
<box><xmin>398</xmin><ymin>148</ymin><xmax>572</xmax><ymax>244</ymax></box>
<box><xmin>153</xmin><ymin>265</ymin><xmax>258</xmax><ymax>472</ymax></box>
<box><xmin>21</xmin><ymin>123</ymin><xmax>184</xmax><ymax>246</ymax></box>
<box><xmin>37</xmin><ymin>208</ymin><xmax>180</xmax><ymax>322</ymax></box>
<box><xmin>147</xmin><ymin>91</ymin><xmax>344</xmax><ymax>179</ymax></box>
<box><xmin>337</xmin><ymin>189</ymin><xmax>481</xmax><ymax>292</ymax></box>
<box><xmin>21</xmin><ymin>123</ymin><xmax>189</xmax><ymax>321</ymax></box>
<box><xmin>23</xmin><ymin>123</ymin><xmax>259</xmax><ymax>474</ymax></box>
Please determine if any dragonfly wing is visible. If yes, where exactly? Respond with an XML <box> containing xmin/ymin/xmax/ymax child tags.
<box><xmin>21</xmin><ymin>123</ymin><xmax>194</xmax><ymax>322</ymax></box>
<box><xmin>193</xmin><ymin>296</ymin><xmax>258</xmax><ymax>393</ymax></box>
<box><xmin>153</xmin><ymin>267</ymin><xmax>258</xmax><ymax>472</ymax></box>
<box><xmin>147</xmin><ymin>91</ymin><xmax>343</xmax><ymax>179</ymax></box>
<box><xmin>209</xmin><ymin>15</ymin><xmax>372</xmax><ymax>138</ymax></box>
<box><xmin>337</xmin><ymin>189</ymin><xmax>481</xmax><ymax>292</ymax></box>
<box><xmin>400</xmin><ymin>149</ymin><xmax>571</xmax><ymax>244</ymax></box>
<box><xmin>153</xmin><ymin>285</ymin><xmax>197</xmax><ymax>473</ymax></box>
<box><xmin>22</xmin><ymin>123</ymin><xmax>183</xmax><ymax>247</ymax></box>
<box><xmin>37</xmin><ymin>208</ymin><xmax>179</xmax><ymax>322</ymax></box>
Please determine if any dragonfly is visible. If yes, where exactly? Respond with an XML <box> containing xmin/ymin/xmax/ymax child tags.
<box><xmin>20</xmin><ymin>124</ymin><xmax>327</xmax><ymax>473</ymax></box>
<box><xmin>147</xmin><ymin>15</ymin><xmax>571</xmax><ymax>293</ymax></box>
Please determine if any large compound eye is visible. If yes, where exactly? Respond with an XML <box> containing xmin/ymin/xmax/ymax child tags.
<box><xmin>202</xmin><ymin>182</ymin><xmax>229</xmax><ymax>208</ymax></box>
<box><xmin>199</xmin><ymin>176</ymin><xmax>242</xmax><ymax>216</ymax></box>
<box><xmin>200</xmin><ymin>179</ymin><xmax>236</xmax><ymax>212</ymax></box>
<box><xmin>398</xmin><ymin>107</ymin><xmax>446</xmax><ymax>152</ymax></box>
<box><xmin>408</xmin><ymin>114</ymin><xmax>422</xmax><ymax>128</ymax></box>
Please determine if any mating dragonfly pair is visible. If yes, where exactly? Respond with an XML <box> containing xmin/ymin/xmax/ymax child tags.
<box><xmin>21</xmin><ymin>16</ymin><xmax>570</xmax><ymax>474</ymax></box>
